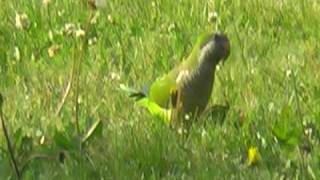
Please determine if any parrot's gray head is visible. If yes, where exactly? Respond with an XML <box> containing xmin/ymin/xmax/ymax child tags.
<box><xmin>200</xmin><ymin>33</ymin><xmax>230</xmax><ymax>65</ymax></box>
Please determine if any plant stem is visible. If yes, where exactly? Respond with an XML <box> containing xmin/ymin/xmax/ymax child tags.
<box><xmin>0</xmin><ymin>94</ymin><xmax>21</xmax><ymax>179</ymax></box>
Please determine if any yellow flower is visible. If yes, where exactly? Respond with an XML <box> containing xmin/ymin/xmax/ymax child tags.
<box><xmin>247</xmin><ymin>146</ymin><xmax>260</xmax><ymax>166</ymax></box>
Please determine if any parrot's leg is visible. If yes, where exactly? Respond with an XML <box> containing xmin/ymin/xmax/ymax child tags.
<box><xmin>170</xmin><ymin>87</ymin><xmax>178</xmax><ymax>108</ymax></box>
<box><xmin>169</xmin><ymin>87</ymin><xmax>181</xmax><ymax>128</ymax></box>
<box><xmin>169</xmin><ymin>87</ymin><xmax>189</xmax><ymax>131</ymax></box>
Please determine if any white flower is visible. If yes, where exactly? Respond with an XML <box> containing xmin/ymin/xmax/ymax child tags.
<box><xmin>31</xmin><ymin>53</ymin><xmax>35</xmax><ymax>61</ymax></box>
<box><xmin>151</xmin><ymin>1</ymin><xmax>156</xmax><ymax>8</ymax></box>
<box><xmin>15</xmin><ymin>13</ymin><xmax>30</xmax><ymax>30</ymax></box>
<box><xmin>110</xmin><ymin>72</ymin><xmax>120</xmax><ymax>81</ymax></box>
<box><xmin>48</xmin><ymin>30</ymin><xmax>53</xmax><ymax>41</ymax></box>
<box><xmin>77</xmin><ymin>96</ymin><xmax>82</xmax><ymax>104</ymax></box>
<box><xmin>208</xmin><ymin>11</ymin><xmax>218</xmax><ymax>22</ymax></box>
<box><xmin>90</xmin><ymin>11</ymin><xmax>100</xmax><ymax>24</ymax></box>
<box><xmin>256</xmin><ymin>132</ymin><xmax>267</xmax><ymax>148</ymax></box>
<box><xmin>58</xmin><ymin>10</ymin><xmax>65</xmax><ymax>17</ymax></box>
<box><xmin>184</xmin><ymin>114</ymin><xmax>190</xmax><ymax>121</ymax></box>
<box><xmin>75</xmin><ymin>28</ymin><xmax>86</xmax><ymax>37</ymax></box>
<box><xmin>14</xmin><ymin>46</ymin><xmax>20</xmax><ymax>61</ymax></box>
<box><xmin>88</xmin><ymin>37</ymin><xmax>98</xmax><ymax>45</ymax></box>
<box><xmin>286</xmin><ymin>69</ymin><xmax>292</xmax><ymax>77</ymax></box>
<box><xmin>216</xmin><ymin>64</ymin><xmax>221</xmax><ymax>71</ymax></box>
<box><xmin>107</xmin><ymin>14</ymin><xmax>114</xmax><ymax>24</ymax></box>
<box><xmin>250</xmin><ymin>68</ymin><xmax>255</xmax><ymax>74</ymax></box>
<box><xmin>95</xmin><ymin>0</ymin><xmax>107</xmax><ymax>8</ymax></box>
<box><xmin>63</xmin><ymin>23</ymin><xmax>76</xmax><ymax>36</ymax></box>
<box><xmin>40</xmin><ymin>136</ymin><xmax>45</xmax><ymax>145</ymax></box>
<box><xmin>268</xmin><ymin>102</ymin><xmax>274</xmax><ymax>112</ymax></box>
<box><xmin>201</xmin><ymin>128</ymin><xmax>207</xmax><ymax>137</ymax></box>
<box><xmin>168</xmin><ymin>23</ymin><xmax>176</xmax><ymax>32</ymax></box>
<box><xmin>42</xmin><ymin>0</ymin><xmax>51</xmax><ymax>6</ymax></box>
<box><xmin>48</xmin><ymin>44</ymin><xmax>60</xmax><ymax>58</ymax></box>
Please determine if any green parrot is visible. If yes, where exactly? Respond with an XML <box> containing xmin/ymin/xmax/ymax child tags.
<box><xmin>122</xmin><ymin>31</ymin><xmax>230</xmax><ymax>126</ymax></box>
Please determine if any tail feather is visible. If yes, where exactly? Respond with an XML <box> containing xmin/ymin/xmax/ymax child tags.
<box><xmin>119</xmin><ymin>83</ymin><xmax>146</xmax><ymax>100</ymax></box>
<box><xmin>129</xmin><ymin>92</ymin><xmax>146</xmax><ymax>100</ymax></box>
<box><xmin>136</xmin><ymin>98</ymin><xmax>171</xmax><ymax>124</ymax></box>
<box><xmin>119</xmin><ymin>84</ymin><xmax>171</xmax><ymax>124</ymax></box>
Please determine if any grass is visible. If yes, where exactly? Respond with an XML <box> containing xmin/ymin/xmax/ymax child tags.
<box><xmin>0</xmin><ymin>0</ymin><xmax>319</xmax><ymax>179</ymax></box>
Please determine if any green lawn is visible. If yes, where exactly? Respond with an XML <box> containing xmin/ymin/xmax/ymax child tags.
<box><xmin>0</xmin><ymin>0</ymin><xmax>319</xmax><ymax>179</ymax></box>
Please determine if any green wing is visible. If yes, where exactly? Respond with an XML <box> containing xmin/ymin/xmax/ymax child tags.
<box><xmin>149</xmin><ymin>70</ymin><xmax>178</xmax><ymax>108</ymax></box>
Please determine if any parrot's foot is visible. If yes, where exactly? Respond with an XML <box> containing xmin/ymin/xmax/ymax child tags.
<box><xmin>203</xmin><ymin>104</ymin><xmax>229</xmax><ymax>125</ymax></box>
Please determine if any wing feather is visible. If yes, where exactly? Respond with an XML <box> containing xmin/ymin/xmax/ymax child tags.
<box><xmin>149</xmin><ymin>71</ymin><xmax>177</xmax><ymax>108</ymax></box>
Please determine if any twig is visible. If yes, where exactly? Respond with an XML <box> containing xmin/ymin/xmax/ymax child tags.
<box><xmin>0</xmin><ymin>94</ymin><xmax>21</xmax><ymax>179</ymax></box>
<box><xmin>55</xmin><ymin>77</ymin><xmax>73</xmax><ymax>116</ymax></box>
<box><xmin>55</xmin><ymin>32</ymin><xmax>80</xmax><ymax>117</ymax></box>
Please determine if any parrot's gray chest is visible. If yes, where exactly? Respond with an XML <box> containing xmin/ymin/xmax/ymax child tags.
<box><xmin>178</xmin><ymin>63</ymin><xmax>215</xmax><ymax>118</ymax></box>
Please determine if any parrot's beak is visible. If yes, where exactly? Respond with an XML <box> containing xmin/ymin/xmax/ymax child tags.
<box><xmin>222</xmin><ymin>36</ymin><xmax>230</xmax><ymax>61</ymax></box>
